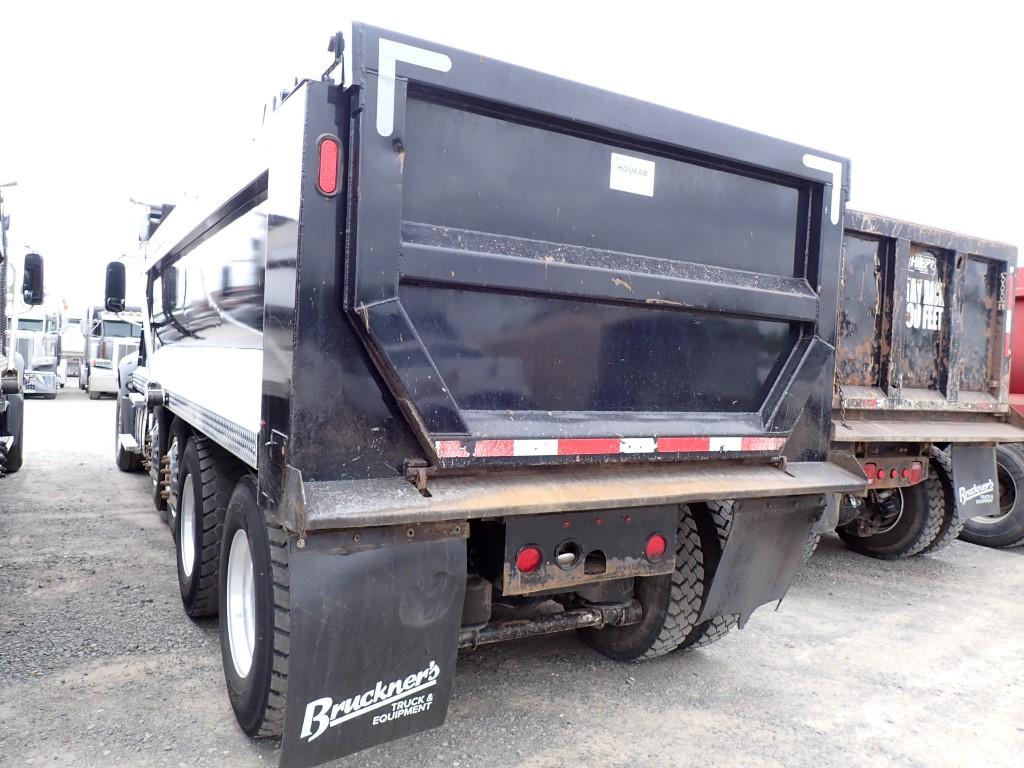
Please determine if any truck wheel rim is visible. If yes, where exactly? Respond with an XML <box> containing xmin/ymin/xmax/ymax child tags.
<box><xmin>973</xmin><ymin>464</ymin><xmax>1016</xmax><ymax>525</ymax></box>
<box><xmin>180</xmin><ymin>478</ymin><xmax>196</xmax><ymax>577</ymax></box>
<box><xmin>226</xmin><ymin>529</ymin><xmax>256</xmax><ymax>678</ymax></box>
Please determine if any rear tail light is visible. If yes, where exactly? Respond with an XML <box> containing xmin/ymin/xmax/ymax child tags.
<box><xmin>515</xmin><ymin>545</ymin><xmax>542</xmax><ymax>574</ymax></box>
<box><xmin>908</xmin><ymin>461</ymin><xmax>924</xmax><ymax>484</ymax></box>
<box><xmin>644</xmin><ymin>533</ymin><xmax>668</xmax><ymax>562</ymax></box>
<box><xmin>317</xmin><ymin>135</ymin><xmax>341</xmax><ymax>196</ymax></box>
<box><xmin>863</xmin><ymin>463</ymin><xmax>877</xmax><ymax>484</ymax></box>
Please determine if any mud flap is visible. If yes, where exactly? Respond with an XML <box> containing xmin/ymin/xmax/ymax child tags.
<box><xmin>950</xmin><ymin>444</ymin><xmax>999</xmax><ymax>520</ymax></box>
<box><xmin>698</xmin><ymin>495</ymin><xmax>823</xmax><ymax>627</ymax></box>
<box><xmin>279</xmin><ymin>526</ymin><xmax>467</xmax><ymax>768</ymax></box>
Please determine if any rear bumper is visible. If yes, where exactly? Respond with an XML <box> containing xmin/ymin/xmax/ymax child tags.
<box><xmin>278</xmin><ymin>459</ymin><xmax>867</xmax><ymax>533</ymax></box>
<box><xmin>23</xmin><ymin>371</ymin><xmax>58</xmax><ymax>395</ymax></box>
<box><xmin>88</xmin><ymin>369</ymin><xmax>118</xmax><ymax>394</ymax></box>
<box><xmin>833</xmin><ymin>418</ymin><xmax>1024</xmax><ymax>444</ymax></box>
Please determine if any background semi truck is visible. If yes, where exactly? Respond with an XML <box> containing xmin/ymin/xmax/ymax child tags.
<box><xmin>13</xmin><ymin>304</ymin><xmax>61</xmax><ymax>398</ymax></box>
<box><xmin>831</xmin><ymin>211</ymin><xmax>1022</xmax><ymax>557</ymax></box>
<box><xmin>79</xmin><ymin>303</ymin><xmax>142</xmax><ymax>399</ymax></box>
<box><xmin>110</xmin><ymin>24</ymin><xmax>865</xmax><ymax>768</ymax></box>
<box><xmin>1</xmin><ymin>185</ymin><xmax>45</xmax><ymax>475</ymax></box>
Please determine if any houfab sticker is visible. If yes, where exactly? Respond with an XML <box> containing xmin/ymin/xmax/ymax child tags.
<box><xmin>610</xmin><ymin>152</ymin><xmax>655</xmax><ymax>197</ymax></box>
<box><xmin>906</xmin><ymin>252</ymin><xmax>944</xmax><ymax>332</ymax></box>
<box><xmin>300</xmin><ymin>660</ymin><xmax>441</xmax><ymax>742</ymax></box>
<box><xmin>959</xmin><ymin>478</ymin><xmax>995</xmax><ymax>506</ymax></box>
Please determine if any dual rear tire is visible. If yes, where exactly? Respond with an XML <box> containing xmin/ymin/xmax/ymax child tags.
<box><xmin>172</xmin><ymin>441</ymin><xmax>289</xmax><ymax>738</ymax></box>
<box><xmin>959</xmin><ymin>444</ymin><xmax>1024</xmax><ymax>549</ymax></box>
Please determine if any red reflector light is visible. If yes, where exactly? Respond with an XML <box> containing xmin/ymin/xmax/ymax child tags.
<box><xmin>317</xmin><ymin>136</ymin><xmax>340</xmax><ymax>195</ymax></box>
<box><xmin>515</xmin><ymin>546</ymin><xmax>543</xmax><ymax>573</ymax></box>
<box><xmin>902</xmin><ymin>467</ymin><xmax>910</xmax><ymax>479</ymax></box>
<box><xmin>645</xmin><ymin>534</ymin><xmax>668</xmax><ymax>562</ymax></box>
<box><xmin>908</xmin><ymin>461</ymin><xmax>924</xmax><ymax>484</ymax></box>
<box><xmin>863</xmin><ymin>463</ymin><xmax>877</xmax><ymax>484</ymax></box>
<box><xmin>877</xmin><ymin>469</ymin><xmax>886</xmax><ymax>479</ymax></box>
<box><xmin>890</xmin><ymin>468</ymin><xmax>898</xmax><ymax>479</ymax></box>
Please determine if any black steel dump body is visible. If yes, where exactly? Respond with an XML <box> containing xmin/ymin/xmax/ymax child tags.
<box><xmin>835</xmin><ymin>211</ymin><xmax>1021</xmax><ymax>443</ymax></box>
<box><xmin>266</xmin><ymin>24</ymin><xmax>861</xmax><ymax>522</ymax></box>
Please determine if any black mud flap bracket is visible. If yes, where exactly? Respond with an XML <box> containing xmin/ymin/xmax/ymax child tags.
<box><xmin>698</xmin><ymin>495</ymin><xmax>824</xmax><ymax>627</ymax></box>
<box><xmin>950</xmin><ymin>444</ymin><xmax>999</xmax><ymax>520</ymax></box>
<box><xmin>279</xmin><ymin>523</ymin><xmax>468</xmax><ymax>768</ymax></box>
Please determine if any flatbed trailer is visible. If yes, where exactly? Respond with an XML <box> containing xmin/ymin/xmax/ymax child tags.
<box><xmin>832</xmin><ymin>210</ymin><xmax>1023</xmax><ymax>557</ymax></box>
<box><xmin>111</xmin><ymin>24</ymin><xmax>864</xmax><ymax>768</ymax></box>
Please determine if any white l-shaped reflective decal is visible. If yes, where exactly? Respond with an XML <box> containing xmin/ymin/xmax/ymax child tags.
<box><xmin>802</xmin><ymin>154</ymin><xmax>843</xmax><ymax>226</ymax></box>
<box><xmin>376</xmin><ymin>39</ymin><xmax>453</xmax><ymax>137</ymax></box>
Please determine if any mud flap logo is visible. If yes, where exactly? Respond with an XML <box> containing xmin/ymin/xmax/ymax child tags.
<box><xmin>301</xmin><ymin>661</ymin><xmax>441</xmax><ymax>742</ymax></box>
<box><xmin>906</xmin><ymin>252</ymin><xmax>944</xmax><ymax>332</ymax></box>
<box><xmin>959</xmin><ymin>479</ymin><xmax>995</xmax><ymax>506</ymax></box>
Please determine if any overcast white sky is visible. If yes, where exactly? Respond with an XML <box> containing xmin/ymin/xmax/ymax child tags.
<box><xmin>1</xmin><ymin>0</ymin><xmax>1021</xmax><ymax>311</ymax></box>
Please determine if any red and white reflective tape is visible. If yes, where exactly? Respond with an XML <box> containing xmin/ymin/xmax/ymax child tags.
<box><xmin>434</xmin><ymin>435</ymin><xmax>787</xmax><ymax>459</ymax></box>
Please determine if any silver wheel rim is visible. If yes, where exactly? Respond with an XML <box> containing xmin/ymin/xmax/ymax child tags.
<box><xmin>180</xmin><ymin>476</ymin><xmax>196</xmax><ymax>578</ymax></box>
<box><xmin>972</xmin><ymin>464</ymin><xmax>1016</xmax><ymax>525</ymax></box>
<box><xmin>226</xmin><ymin>529</ymin><xmax>256</xmax><ymax>679</ymax></box>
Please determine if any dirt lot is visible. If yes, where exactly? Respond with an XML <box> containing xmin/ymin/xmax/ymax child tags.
<box><xmin>2</xmin><ymin>388</ymin><xmax>1023</xmax><ymax>768</ymax></box>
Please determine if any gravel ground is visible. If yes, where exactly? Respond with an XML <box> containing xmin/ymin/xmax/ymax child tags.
<box><xmin>2</xmin><ymin>388</ymin><xmax>1023</xmax><ymax>767</ymax></box>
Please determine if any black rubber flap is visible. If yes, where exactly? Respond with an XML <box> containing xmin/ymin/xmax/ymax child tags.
<box><xmin>279</xmin><ymin>534</ymin><xmax>466</xmax><ymax>768</ymax></box>
<box><xmin>950</xmin><ymin>444</ymin><xmax>999</xmax><ymax>520</ymax></box>
<box><xmin>698</xmin><ymin>495</ymin><xmax>822</xmax><ymax>626</ymax></box>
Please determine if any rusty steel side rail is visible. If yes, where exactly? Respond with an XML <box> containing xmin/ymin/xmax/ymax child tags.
<box><xmin>275</xmin><ymin>460</ymin><xmax>867</xmax><ymax>533</ymax></box>
<box><xmin>458</xmin><ymin>601</ymin><xmax>642</xmax><ymax>649</ymax></box>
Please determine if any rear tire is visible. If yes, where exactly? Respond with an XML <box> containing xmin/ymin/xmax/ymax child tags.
<box><xmin>4</xmin><ymin>413</ymin><xmax>23</xmax><ymax>474</ymax></box>
<box><xmin>959</xmin><ymin>444</ymin><xmax>1024</xmax><ymax>548</ymax></box>
<box><xmin>219</xmin><ymin>477</ymin><xmax>290</xmax><ymax>737</ymax></box>
<box><xmin>679</xmin><ymin>500</ymin><xmax>737</xmax><ymax>651</ymax></box>
<box><xmin>88</xmin><ymin>390</ymin><xmax>101</xmax><ymax>401</ymax></box>
<box><xmin>838</xmin><ymin>478</ymin><xmax>943</xmax><ymax>559</ymax></box>
<box><xmin>176</xmin><ymin>436</ymin><xmax>242</xmax><ymax>618</ymax></box>
<box><xmin>581</xmin><ymin>505</ymin><xmax>704</xmax><ymax>661</ymax></box>
<box><xmin>918</xmin><ymin>447</ymin><xmax>960</xmax><ymax>554</ymax></box>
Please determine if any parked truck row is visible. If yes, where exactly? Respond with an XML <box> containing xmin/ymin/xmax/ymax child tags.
<box><xmin>104</xmin><ymin>25</ymin><xmax>1021</xmax><ymax>768</ymax></box>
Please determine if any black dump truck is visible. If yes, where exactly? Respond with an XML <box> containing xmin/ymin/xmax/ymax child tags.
<box><xmin>110</xmin><ymin>24</ymin><xmax>865</xmax><ymax>768</ymax></box>
<box><xmin>0</xmin><ymin>186</ymin><xmax>45</xmax><ymax>477</ymax></box>
<box><xmin>831</xmin><ymin>211</ymin><xmax>1022</xmax><ymax>557</ymax></box>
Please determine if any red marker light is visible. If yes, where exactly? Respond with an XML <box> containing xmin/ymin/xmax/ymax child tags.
<box><xmin>515</xmin><ymin>546</ymin><xmax>543</xmax><ymax>573</ymax></box>
<box><xmin>890</xmin><ymin>468</ymin><xmax>898</xmax><ymax>479</ymax></box>
<box><xmin>902</xmin><ymin>467</ymin><xmax>910</xmax><ymax>479</ymax></box>
<box><xmin>645</xmin><ymin>534</ymin><xmax>668</xmax><ymax>562</ymax></box>
<box><xmin>317</xmin><ymin>136</ymin><xmax>341</xmax><ymax>195</ymax></box>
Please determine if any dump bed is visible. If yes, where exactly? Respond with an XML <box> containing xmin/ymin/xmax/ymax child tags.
<box><xmin>836</xmin><ymin>211</ymin><xmax>1019</xmax><ymax>440</ymax></box>
<box><xmin>343</xmin><ymin>24</ymin><xmax>849</xmax><ymax>469</ymax></box>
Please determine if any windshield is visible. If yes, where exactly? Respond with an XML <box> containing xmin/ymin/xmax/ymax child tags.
<box><xmin>17</xmin><ymin>319</ymin><xmax>44</xmax><ymax>332</ymax></box>
<box><xmin>102</xmin><ymin>320</ymin><xmax>142</xmax><ymax>338</ymax></box>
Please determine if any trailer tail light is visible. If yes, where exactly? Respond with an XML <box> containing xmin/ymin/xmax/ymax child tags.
<box><xmin>908</xmin><ymin>461</ymin><xmax>924</xmax><ymax>484</ymax></box>
<box><xmin>862</xmin><ymin>463</ymin><xmax>877</xmax><ymax>485</ymax></box>
<box><xmin>644</xmin><ymin>533</ymin><xmax>667</xmax><ymax>562</ymax></box>
<box><xmin>317</xmin><ymin>135</ymin><xmax>341</xmax><ymax>196</ymax></box>
<box><xmin>515</xmin><ymin>545</ymin><xmax>543</xmax><ymax>574</ymax></box>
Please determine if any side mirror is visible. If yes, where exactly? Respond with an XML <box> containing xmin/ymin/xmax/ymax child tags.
<box><xmin>105</xmin><ymin>262</ymin><xmax>126</xmax><ymax>312</ymax></box>
<box><xmin>22</xmin><ymin>253</ymin><xmax>44</xmax><ymax>305</ymax></box>
<box><xmin>162</xmin><ymin>266</ymin><xmax>178</xmax><ymax>311</ymax></box>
